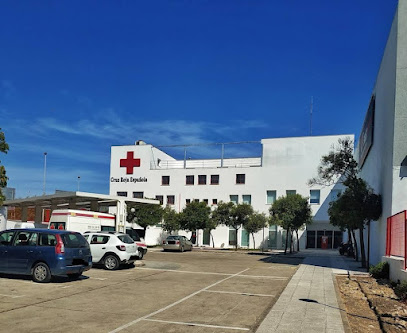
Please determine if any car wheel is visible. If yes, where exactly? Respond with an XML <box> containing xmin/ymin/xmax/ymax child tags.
<box><xmin>32</xmin><ymin>262</ymin><xmax>51</xmax><ymax>283</ymax></box>
<box><xmin>138</xmin><ymin>249</ymin><xmax>144</xmax><ymax>260</ymax></box>
<box><xmin>180</xmin><ymin>246</ymin><xmax>184</xmax><ymax>253</ymax></box>
<box><xmin>104</xmin><ymin>254</ymin><xmax>120</xmax><ymax>270</ymax></box>
<box><xmin>67</xmin><ymin>273</ymin><xmax>82</xmax><ymax>280</ymax></box>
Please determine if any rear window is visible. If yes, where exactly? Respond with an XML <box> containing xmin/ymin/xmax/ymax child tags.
<box><xmin>61</xmin><ymin>233</ymin><xmax>89</xmax><ymax>248</ymax></box>
<box><xmin>117</xmin><ymin>234</ymin><xmax>134</xmax><ymax>244</ymax></box>
<box><xmin>39</xmin><ymin>233</ymin><xmax>57</xmax><ymax>246</ymax></box>
<box><xmin>126</xmin><ymin>229</ymin><xmax>141</xmax><ymax>241</ymax></box>
<box><xmin>167</xmin><ymin>236</ymin><xmax>180</xmax><ymax>240</ymax></box>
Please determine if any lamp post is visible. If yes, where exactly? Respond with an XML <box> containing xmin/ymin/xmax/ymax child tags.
<box><xmin>43</xmin><ymin>152</ymin><xmax>47</xmax><ymax>195</ymax></box>
<box><xmin>77</xmin><ymin>176</ymin><xmax>81</xmax><ymax>191</ymax></box>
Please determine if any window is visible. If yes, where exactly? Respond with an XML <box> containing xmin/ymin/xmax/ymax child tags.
<box><xmin>242</xmin><ymin>195</ymin><xmax>251</xmax><ymax>204</ymax></box>
<box><xmin>39</xmin><ymin>233</ymin><xmax>57</xmax><ymax>246</ymax></box>
<box><xmin>230</xmin><ymin>195</ymin><xmax>238</xmax><ymax>204</ymax></box>
<box><xmin>117</xmin><ymin>191</ymin><xmax>127</xmax><ymax>197</ymax></box>
<box><xmin>310</xmin><ymin>190</ymin><xmax>320</xmax><ymax>204</ymax></box>
<box><xmin>286</xmin><ymin>190</ymin><xmax>296</xmax><ymax>196</ymax></box>
<box><xmin>167</xmin><ymin>195</ymin><xmax>175</xmax><ymax>205</ymax></box>
<box><xmin>203</xmin><ymin>199</ymin><xmax>208</xmax><ymax>205</ymax></box>
<box><xmin>198</xmin><ymin>175</ymin><xmax>207</xmax><ymax>185</ymax></box>
<box><xmin>156</xmin><ymin>195</ymin><xmax>164</xmax><ymax>205</ymax></box>
<box><xmin>229</xmin><ymin>227</ymin><xmax>237</xmax><ymax>246</ymax></box>
<box><xmin>133</xmin><ymin>192</ymin><xmax>143</xmax><ymax>199</ymax></box>
<box><xmin>194</xmin><ymin>199</ymin><xmax>199</xmax><ymax>203</ymax></box>
<box><xmin>211</xmin><ymin>175</ymin><xmax>219</xmax><ymax>185</ymax></box>
<box><xmin>331</xmin><ymin>189</ymin><xmax>342</xmax><ymax>201</ymax></box>
<box><xmin>267</xmin><ymin>190</ymin><xmax>277</xmax><ymax>204</ymax></box>
<box><xmin>162</xmin><ymin>176</ymin><xmax>170</xmax><ymax>186</ymax></box>
<box><xmin>0</xmin><ymin>231</ymin><xmax>15</xmax><ymax>246</ymax></box>
<box><xmin>212</xmin><ymin>199</ymin><xmax>218</xmax><ymax>205</ymax></box>
<box><xmin>91</xmin><ymin>235</ymin><xmax>109</xmax><ymax>244</ymax></box>
<box><xmin>186</xmin><ymin>175</ymin><xmax>194</xmax><ymax>185</ymax></box>
<box><xmin>186</xmin><ymin>199</ymin><xmax>191</xmax><ymax>204</ymax></box>
<box><xmin>236</xmin><ymin>174</ymin><xmax>245</xmax><ymax>184</ymax></box>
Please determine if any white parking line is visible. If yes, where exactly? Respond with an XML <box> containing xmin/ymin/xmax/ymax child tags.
<box><xmin>0</xmin><ymin>294</ymin><xmax>24</xmax><ymax>298</ymax></box>
<box><xmin>143</xmin><ymin>318</ymin><xmax>250</xmax><ymax>331</ymax></box>
<box><xmin>109</xmin><ymin>268</ymin><xmax>250</xmax><ymax>333</ymax></box>
<box><xmin>138</xmin><ymin>267</ymin><xmax>287</xmax><ymax>279</ymax></box>
<box><xmin>203</xmin><ymin>290</ymin><xmax>275</xmax><ymax>297</ymax></box>
<box><xmin>139</xmin><ymin>267</ymin><xmax>231</xmax><ymax>276</ymax></box>
<box><xmin>91</xmin><ymin>277</ymin><xmax>107</xmax><ymax>281</ymax></box>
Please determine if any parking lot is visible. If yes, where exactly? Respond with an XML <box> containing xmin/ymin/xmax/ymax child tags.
<box><xmin>0</xmin><ymin>249</ymin><xmax>302</xmax><ymax>333</ymax></box>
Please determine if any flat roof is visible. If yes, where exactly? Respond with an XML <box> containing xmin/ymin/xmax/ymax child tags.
<box><xmin>3</xmin><ymin>191</ymin><xmax>159</xmax><ymax>208</ymax></box>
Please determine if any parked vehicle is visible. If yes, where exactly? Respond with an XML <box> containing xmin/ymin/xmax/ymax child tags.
<box><xmin>83</xmin><ymin>232</ymin><xmax>139</xmax><ymax>270</ymax></box>
<box><xmin>0</xmin><ymin>228</ymin><xmax>92</xmax><ymax>283</ymax></box>
<box><xmin>126</xmin><ymin>228</ymin><xmax>147</xmax><ymax>259</ymax></box>
<box><xmin>162</xmin><ymin>235</ymin><xmax>193</xmax><ymax>252</ymax></box>
<box><xmin>48</xmin><ymin>209</ymin><xmax>116</xmax><ymax>233</ymax></box>
<box><xmin>338</xmin><ymin>242</ymin><xmax>354</xmax><ymax>257</ymax></box>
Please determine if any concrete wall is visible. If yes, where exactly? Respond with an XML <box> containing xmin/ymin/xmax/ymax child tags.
<box><xmin>359</xmin><ymin>1</ymin><xmax>407</xmax><ymax>273</ymax></box>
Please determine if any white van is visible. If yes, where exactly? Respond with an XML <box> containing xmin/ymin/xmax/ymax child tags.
<box><xmin>48</xmin><ymin>209</ymin><xmax>116</xmax><ymax>234</ymax></box>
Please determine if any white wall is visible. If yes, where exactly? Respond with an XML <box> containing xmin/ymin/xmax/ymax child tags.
<box><xmin>110</xmin><ymin>135</ymin><xmax>351</xmax><ymax>247</ymax></box>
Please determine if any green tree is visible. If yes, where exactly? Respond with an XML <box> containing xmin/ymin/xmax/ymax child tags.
<box><xmin>243</xmin><ymin>212</ymin><xmax>268</xmax><ymax>250</ymax></box>
<box><xmin>127</xmin><ymin>203</ymin><xmax>163</xmax><ymax>233</ymax></box>
<box><xmin>270</xmin><ymin>194</ymin><xmax>312</xmax><ymax>254</ymax></box>
<box><xmin>0</xmin><ymin>128</ymin><xmax>9</xmax><ymax>205</ymax></box>
<box><xmin>162</xmin><ymin>206</ymin><xmax>180</xmax><ymax>234</ymax></box>
<box><xmin>309</xmin><ymin>137</ymin><xmax>382</xmax><ymax>268</ymax></box>
<box><xmin>179</xmin><ymin>201</ymin><xmax>211</xmax><ymax>232</ymax></box>
<box><xmin>308</xmin><ymin>137</ymin><xmax>358</xmax><ymax>187</ymax></box>
<box><xmin>328</xmin><ymin>179</ymin><xmax>382</xmax><ymax>268</ymax></box>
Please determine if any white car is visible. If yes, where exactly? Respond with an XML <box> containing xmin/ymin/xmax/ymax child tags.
<box><xmin>83</xmin><ymin>232</ymin><xmax>139</xmax><ymax>270</ymax></box>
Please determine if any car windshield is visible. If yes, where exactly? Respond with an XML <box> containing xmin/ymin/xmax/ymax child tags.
<box><xmin>61</xmin><ymin>233</ymin><xmax>89</xmax><ymax>248</ymax></box>
<box><xmin>117</xmin><ymin>234</ymin><xmax>135</xmax><ymax>244</ymax></box>
<box><xmin>166</xmin><ymin>236</ymin><xmax>180</xmax><ymax>240</ymax></box>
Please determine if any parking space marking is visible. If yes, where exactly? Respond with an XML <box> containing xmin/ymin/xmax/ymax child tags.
<box><xmin>0</xmin><ymin>294</ymin><xmax>24</xmax><ymax>298</ymax></box>
<box><xmin>90</xmin><ymin>277</ymin><xmax>107</xmax><ymax>281</ymax></box>
<box><xmin>139</xmin><ymin>267</ymin><xmax>232</xmax><ymax>276</ymax></box>
<box><xmin>238</xmin><ymin>274</ymin><xmax>287</xmax><ymax>279</ymax></box>
<box><xmin>139</xmin><ymin>267</ymin><xmax>288</xmax><ymax>280</ymax></box>
<box><xmin>143</xmin><ymin>318</ymin><xmax>250</xmax><ymax>331</ymax></box>
<box><xmin>203</xmin><ymin>290</ymin><xmax>275</xmax><ymax>297</ymax></box>
<box><xmin>109</xmin><ymin>268</ymin><xmax>250</xmax><ymax>333</ymax></box>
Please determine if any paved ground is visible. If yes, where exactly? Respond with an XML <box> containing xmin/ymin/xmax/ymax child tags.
<box><xmin>0</xmin><ymin>249</ymin><xmax>302</xmax><ymax>333</ymax></box>
<box><xmin>255</xmin><ymin>249</ymin><xmax>368</xmax><ymax>333</ymax></box>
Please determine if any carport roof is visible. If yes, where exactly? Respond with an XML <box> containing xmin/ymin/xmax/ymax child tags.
<box><xmin>3</xmin><ymin>191</ymin><xmax>159</xmax><ymax>208</ymax></box>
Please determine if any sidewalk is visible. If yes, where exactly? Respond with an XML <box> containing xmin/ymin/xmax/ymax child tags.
<box><xmin>256</xmin><ymin>249</ymin><xmax>368</xmax><ymax>333</ymax></box>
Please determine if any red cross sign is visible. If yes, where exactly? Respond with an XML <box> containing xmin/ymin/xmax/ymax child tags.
<box><xmin>120</xmin><ymin>152</ymin><xmax>141</xmax><ymax>174</ymax></box>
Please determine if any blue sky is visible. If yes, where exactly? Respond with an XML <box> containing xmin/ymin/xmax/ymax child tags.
<box><xmin>0</xmin><ymin>0</ymin><xmax>398</xmax><ymax>198</ymax></box>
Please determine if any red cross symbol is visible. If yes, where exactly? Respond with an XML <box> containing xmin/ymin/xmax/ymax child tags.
<box><xmin>120</xmin><ymin>152</ymin><xmax>141</xmax><ymax>174</ymax></box>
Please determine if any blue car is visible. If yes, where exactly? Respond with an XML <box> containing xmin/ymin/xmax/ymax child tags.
<box><xmin>0</xmin><ymin>228</ymin><xmax>92</xmax><ymax>283</ymax></box>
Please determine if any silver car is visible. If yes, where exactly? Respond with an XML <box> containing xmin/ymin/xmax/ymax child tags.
<box><xmin>162</xmin><ymin>235</ymin><xmax>193</xmax><ymax>252</ymax></box>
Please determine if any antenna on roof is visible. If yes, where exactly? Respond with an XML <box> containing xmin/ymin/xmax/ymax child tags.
<box><xmin>310</xmin><ymin>96</ymin><xmax>313</xmax><ymax>136</ymax></box>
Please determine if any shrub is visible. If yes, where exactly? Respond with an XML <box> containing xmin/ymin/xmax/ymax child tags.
<box><xmin>395</xmin><ymin>281</ymin><xmax>407</xmax><ymax>301</ymax></box>
<box><xmin>369</xmin><ymin>261</ymin><xmax>389</xmax><ymax>279</ymax></box>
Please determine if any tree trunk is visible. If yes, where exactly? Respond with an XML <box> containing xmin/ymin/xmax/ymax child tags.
<box><xmin>210</xmin><ymin>231</ymin><xmax>215</xmax><ymax>248</ymax></box>
<box><xmin>235</xmin><ymin>228</ymin><xmax>238</xmax><ymax>250</ymax></box>
<box><xmin>359</xmin><ymin>227</ymin><xmax>366</xmax><ymax>268</ymax></box>
<box><xmin>296</xmin><ymin>229</ymin><xmax>300</xmax><ymax>252</ymax></box>
<box><xmin>351</xmin><ymin>229</ymin><xmax>358</xmax><ymax>261</ymax></box>
<box><xmin>367</xmin><ymin>221</ymin><xmax>371</xmax><ymax>270</ymax></box>
<box><xmin>284</xmin><ymin>228</ymin><xmax>289</xmax><ymax>254</ymax></box>
<box><xmin>347</xmin><ymin>229</ymin><xmax>352</xmax><ymax>245</ymax></box>
<box><xmin>290</xmin><ymin>231</ymin><xmax>293</xmax><ymax>254</ymax></box>
<box><xmin>252</xmin><ymin>233</ymin><xmax>256</xmax><ymax>250</ymax></box>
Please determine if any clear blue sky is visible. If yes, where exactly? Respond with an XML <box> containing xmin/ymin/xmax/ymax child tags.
<box><xmin>0</xmin><ymin>0</ymin><xmax>398</xmax><ymax>198</ymax></box>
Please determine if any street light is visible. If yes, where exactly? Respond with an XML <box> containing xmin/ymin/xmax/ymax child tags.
<box><xmin>77</xmin><ymin>176</ymin><xmax>81</xmax><ymax>191</ymax></box>
<box><xmin>43</xmin><ymin>152</ymin><xmax>47</xmax><ymax>195</ymax></box>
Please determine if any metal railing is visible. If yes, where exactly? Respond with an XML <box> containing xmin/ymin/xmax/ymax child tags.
<box><xmin>151</xmin><ymin>157</ymin><xmax>262</xmax><ymax>170</ymax></box>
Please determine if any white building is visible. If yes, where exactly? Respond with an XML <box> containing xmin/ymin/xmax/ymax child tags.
<box><xmin>109</xmin><ymin>135</ymin><xmax>352</xmax><ymax>249</ymax></box>
<box><xmin>356</xmin><ymin>0</ymin><xmax>407</xmax><ymax>281</ymax></box>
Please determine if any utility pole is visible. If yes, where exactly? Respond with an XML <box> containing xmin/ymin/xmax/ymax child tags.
<box><xmin>310</xmin><ymin>96</ymin><xmax>313</xmax><ymax>136</ymax></box>
<box><xmin>43</xmin><ymin>152</ymin><xmax>47</xmax><ymax>195</ymax></box>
